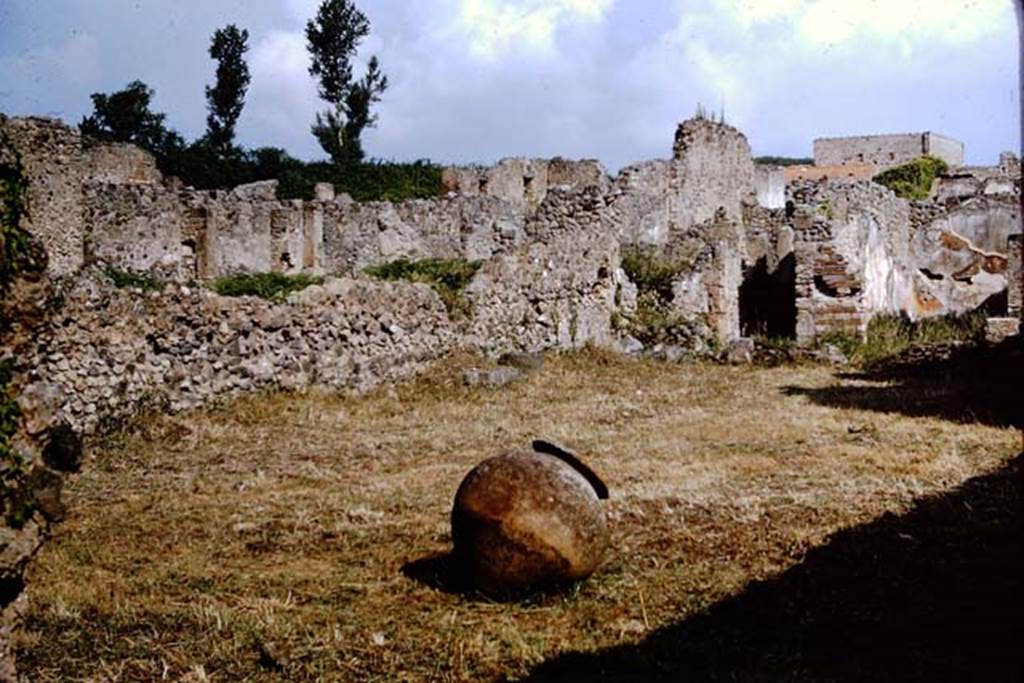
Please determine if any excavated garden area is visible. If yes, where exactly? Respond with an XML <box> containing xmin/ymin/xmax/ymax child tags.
<box><xmin>16</xmin><ymin>347</ymin><xmax>1021</xmax><ymax>682</ymax></box>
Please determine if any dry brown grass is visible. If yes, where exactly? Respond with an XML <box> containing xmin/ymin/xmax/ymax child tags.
<box><xmin>18</xmin><ymin>350</ymin><xmax>1019</xmax><ymax>681</ymax></box>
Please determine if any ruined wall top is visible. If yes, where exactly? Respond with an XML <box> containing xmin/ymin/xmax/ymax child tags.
<box><xmin>441</xmin><ymin>157</ymin><xmax>608</xmax><ymax>211</ymax></box>
<box><xmin>672</xmin><ymin>117</ymin><xmax>751</xmax><ymax>162</ymax></box>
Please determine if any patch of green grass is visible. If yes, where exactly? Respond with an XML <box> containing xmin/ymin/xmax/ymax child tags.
<box><xmin>873</xmin><ymin>156</ymin><xmax>948</xmax><ymax>200</ymax></box>
<box><xmin>211</xmin><ymin>272</ymin><xmax>324</xmax><ymax>302</ymax></box>
<box><xmin>364</xmin><ymin>258</ymin><xmax>481</xmax><ymax>318</ymax></box>
<box><xmin>819</xmin><ymin>310</ymin><xmax>986</xmax><ymax>367</ymax></box>
<box><xmin>105</xmin><ymin>268</ymin><xmax>165</xmax><ymax>292</ymax></box>
<box><xmin>754</xmin><ymin>335</ymin><xmax>796</xmax><ymax>353</ymax></box>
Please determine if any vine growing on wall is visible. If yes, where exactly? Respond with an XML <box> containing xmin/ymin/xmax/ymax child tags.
<box><xmin>872</xmin><ymin>156</ymin><xmax>948</xmax><ymax>200</ymax></box>
<box><xmin>0</xmin><ymin>127</ymin><xmax>30</xmax><ymax>290</ymax></box>
<box><xmin>0</xmin><ymin>359</ymin><xmax>32</xmax><ymax>528</ymax></box>
<box><xmin>0</xmin><ymin>129</ymin><xmax>34</xmax><ymax>525</ymax></box>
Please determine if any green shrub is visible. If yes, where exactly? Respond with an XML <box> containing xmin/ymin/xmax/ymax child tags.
<box><xmin>618</xmin><ymin>246</ymin><xmax>706</xmax><ymax>346</ymax></box>
<box><xmin>364</xmin><ymin>258</ymin><xmax>481</xmax><ymax>318</ymax></box>
<box><xmin>105</xmin><ymin>267</ymin><xmax>165</xmax><ymax>292</ymax></box>
<box><xmin>873</xmin><ymin>156</ymin><xmax>949</xmax><ymax>200</ymax></box>
<box><xmin>211</xmin><ymin>272</ymin><xmax>324</xmax><ymax>301</ymax></box>
<box><xmin>754</xmin><ymin>156</ymin><xmax>813</xmax><ymax>166</ymax></box>
<box><xmin>160</xmin><ymin>142</ymin><xmax>443</xmax><ymax>203</ymax></box>
<box><xmin>622</xmin><ymin>292</ymin><xmax>699</xmax><ymax>346</ymax></box>
<box><xmin>620</xmin><ymin>246</ymin><xmax>691</xmax><ymax>302</ymax></box>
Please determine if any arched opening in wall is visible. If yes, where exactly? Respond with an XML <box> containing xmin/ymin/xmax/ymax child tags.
<box><xmin>739</xmin><ymin>253</ymin><xmax>796</xmax><ymax>338</ymax></box>
<box><xmin>478</xmin><ymin>177</ymin><xmax>488</xmax><ymax>193</ymax></box>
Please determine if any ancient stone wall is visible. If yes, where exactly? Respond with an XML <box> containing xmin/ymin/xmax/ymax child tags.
<box><xmin>3</xmin><ymin>115</ymin><xmax>761</xmax><ymax>352</ymax></box>
<box><xmin>999</xmin><ymin>151</ymin><xmax>1020</xmax><ymax>177</ymax></box>
<box><xmin>909</xmin><ymin>196</ymin><xmax>1020</xmax><ymax>316</ymax></box>
<box><xmin>608</xmin><ymin>159</ymin><xmax>673</xmax><ymax>244</ymax></box>
<box><xmin>789</xmin><ymin>175</ymin><xmax>1021</xmax><ymax>344</ymax></box>
<box><xmin>611</xmin><ymin>119</ymin><xmax>756</xmax><ymax>248</ymax></box>
<box><xmin>0</xmin><ymin>117</ymin><xmax>87</xmax><ymax>276</ymax></box>
<box><xmin>80</xmin><ymin>175</ymin><xmax>528</xmax><ymax>282</ymax></box>
<box><xmin>466</xmin><ymin>185</ymin><xmax>626</xmax><ymax>353</ymax></box>
<box><xmin>784</xmin><ymin>163</ymin><xmax>876</xmax><ymax>183</ymax></box>
<box><xmin>671</xmin><ymin>118</ymin><xmax>756</xmax><ymax>232</ymax></box>
<box><xmin>442</xmin><ymin>157</ymin><xmax>608</xmax><ymax>212</ymax></box>
<box><xmin>85</xmin><ymin>142</ymin><xmax>161</xmax><ymax>184</ymax></box>
<box><xmin>321</xmin><ymin>194</ymin><xmax>524</xmax><ymax>275</ymax></box>
<box><xmin>23</xmin><ymin>276</ymin><xmax>458</xmax><ymax>434</ymax></box>
<box><xmin>789</xmin><ymin>180</ymin><xmax>913</xmax><ymax>343</ymax></box>
<box><xmin>1008</xmin><ymin>234</ymin><xmax>1022</xmax><ymax>319</ymax></box>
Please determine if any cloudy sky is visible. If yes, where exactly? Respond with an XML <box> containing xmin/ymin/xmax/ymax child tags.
<box><xmin>0</xmin><ymin>0</ymin><xmax>1018</xmax><ymax>171</ymax></box>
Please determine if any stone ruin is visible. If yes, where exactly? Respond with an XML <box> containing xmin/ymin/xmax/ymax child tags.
<box><xmin>0</xmin><ymin>110</ymin><xmax>1021</xmax><ymax>678</ymax></box>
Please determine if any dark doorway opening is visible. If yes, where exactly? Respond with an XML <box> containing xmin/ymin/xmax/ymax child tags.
<box><xmin>740</xmin><ymin>253</ymin><xmax>796</xmax><ymax>338</ymax></box>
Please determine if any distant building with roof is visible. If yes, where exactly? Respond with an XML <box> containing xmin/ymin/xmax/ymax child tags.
<box><xmin>813</xmin><ymin>132</ymin><xmax>964</xmax><ymax>170</ymax></box>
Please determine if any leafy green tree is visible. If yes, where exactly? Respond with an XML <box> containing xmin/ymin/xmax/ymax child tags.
<box><xmin>79</xmin><ymin>80</ymin><xmax>181</xmax><ymax>153</ymax></box>
<box><xmin>205</xmin><ymin>24</ymin><xmax>251</xmax><ymax>152</ymax></box>
<box><xmin>305</xmin><ymin>0</ymin><xmax>388</xmax><ymax>167</ymax></box>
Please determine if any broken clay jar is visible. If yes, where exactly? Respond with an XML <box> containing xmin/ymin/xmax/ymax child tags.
<box><xmin>451</xmin><ymin>440</ymin><xmax>609</xmax><ymax>598</ymax></box>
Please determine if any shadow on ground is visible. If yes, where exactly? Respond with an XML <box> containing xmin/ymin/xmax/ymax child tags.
<box><xmin>525</xmin><ymin>453</ymin><xmax>1023</xmax><ymax>682</ymax></box>
<box><xmin>401</xmin><ymin>552</ymin><xmax>472</xmax><ymax>595</ymax></box>
<box><xmin>784</xmin><ymin>338</ymin><xmax>1022</xmax><ymax>428</ymax></box>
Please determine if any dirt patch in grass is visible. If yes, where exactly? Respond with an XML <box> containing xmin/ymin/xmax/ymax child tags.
<box><xmin>18</xmin><ymin>350</ymin><xmax>1019</xmax><ymax>681</ymax></box>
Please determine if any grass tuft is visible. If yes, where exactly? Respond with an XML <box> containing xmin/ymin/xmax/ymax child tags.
<box><xmin>211</xmin><ymin>272</ymin><xmax>324</xmax><ymax>302</ymax></box>
<box><xmin>105</xmin><ymin>267</ymin><xmax>165</xmax><ymax>292</ymax></box>
<box><xmin>819</xmin><ymin>310</ymin><xmax>987</xmax><ymax>367</ymax></box>
<box><xmin>364</xmin><ymin>257</ymin><xmax>481</xmax><ymax>318</ymax></box>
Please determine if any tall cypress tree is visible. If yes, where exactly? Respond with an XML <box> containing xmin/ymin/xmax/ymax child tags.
<box><xmin>306</xmin><ymin>0</ymin><xmax>388</xmax><ymax>167</ymax></box>
<box><xmin>205</xmin><ymin>24</ymin><xmax>251</xmax><ymax>152</ymax></box>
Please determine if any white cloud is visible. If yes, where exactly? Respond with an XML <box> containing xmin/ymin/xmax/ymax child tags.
<box><xmin>714</xmin><ymin>0</ymin><xmax>1007</xmax><ymax>48</ymax></box>
<box><xmin>452</xmin><ymin>0</ymin><xmax>614</xmax><ymax>60</ymax></box>
<box><xmin>246</xmin><ymin>30</ymin><xmax>319</xmax><ymax>141</ymax></box>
